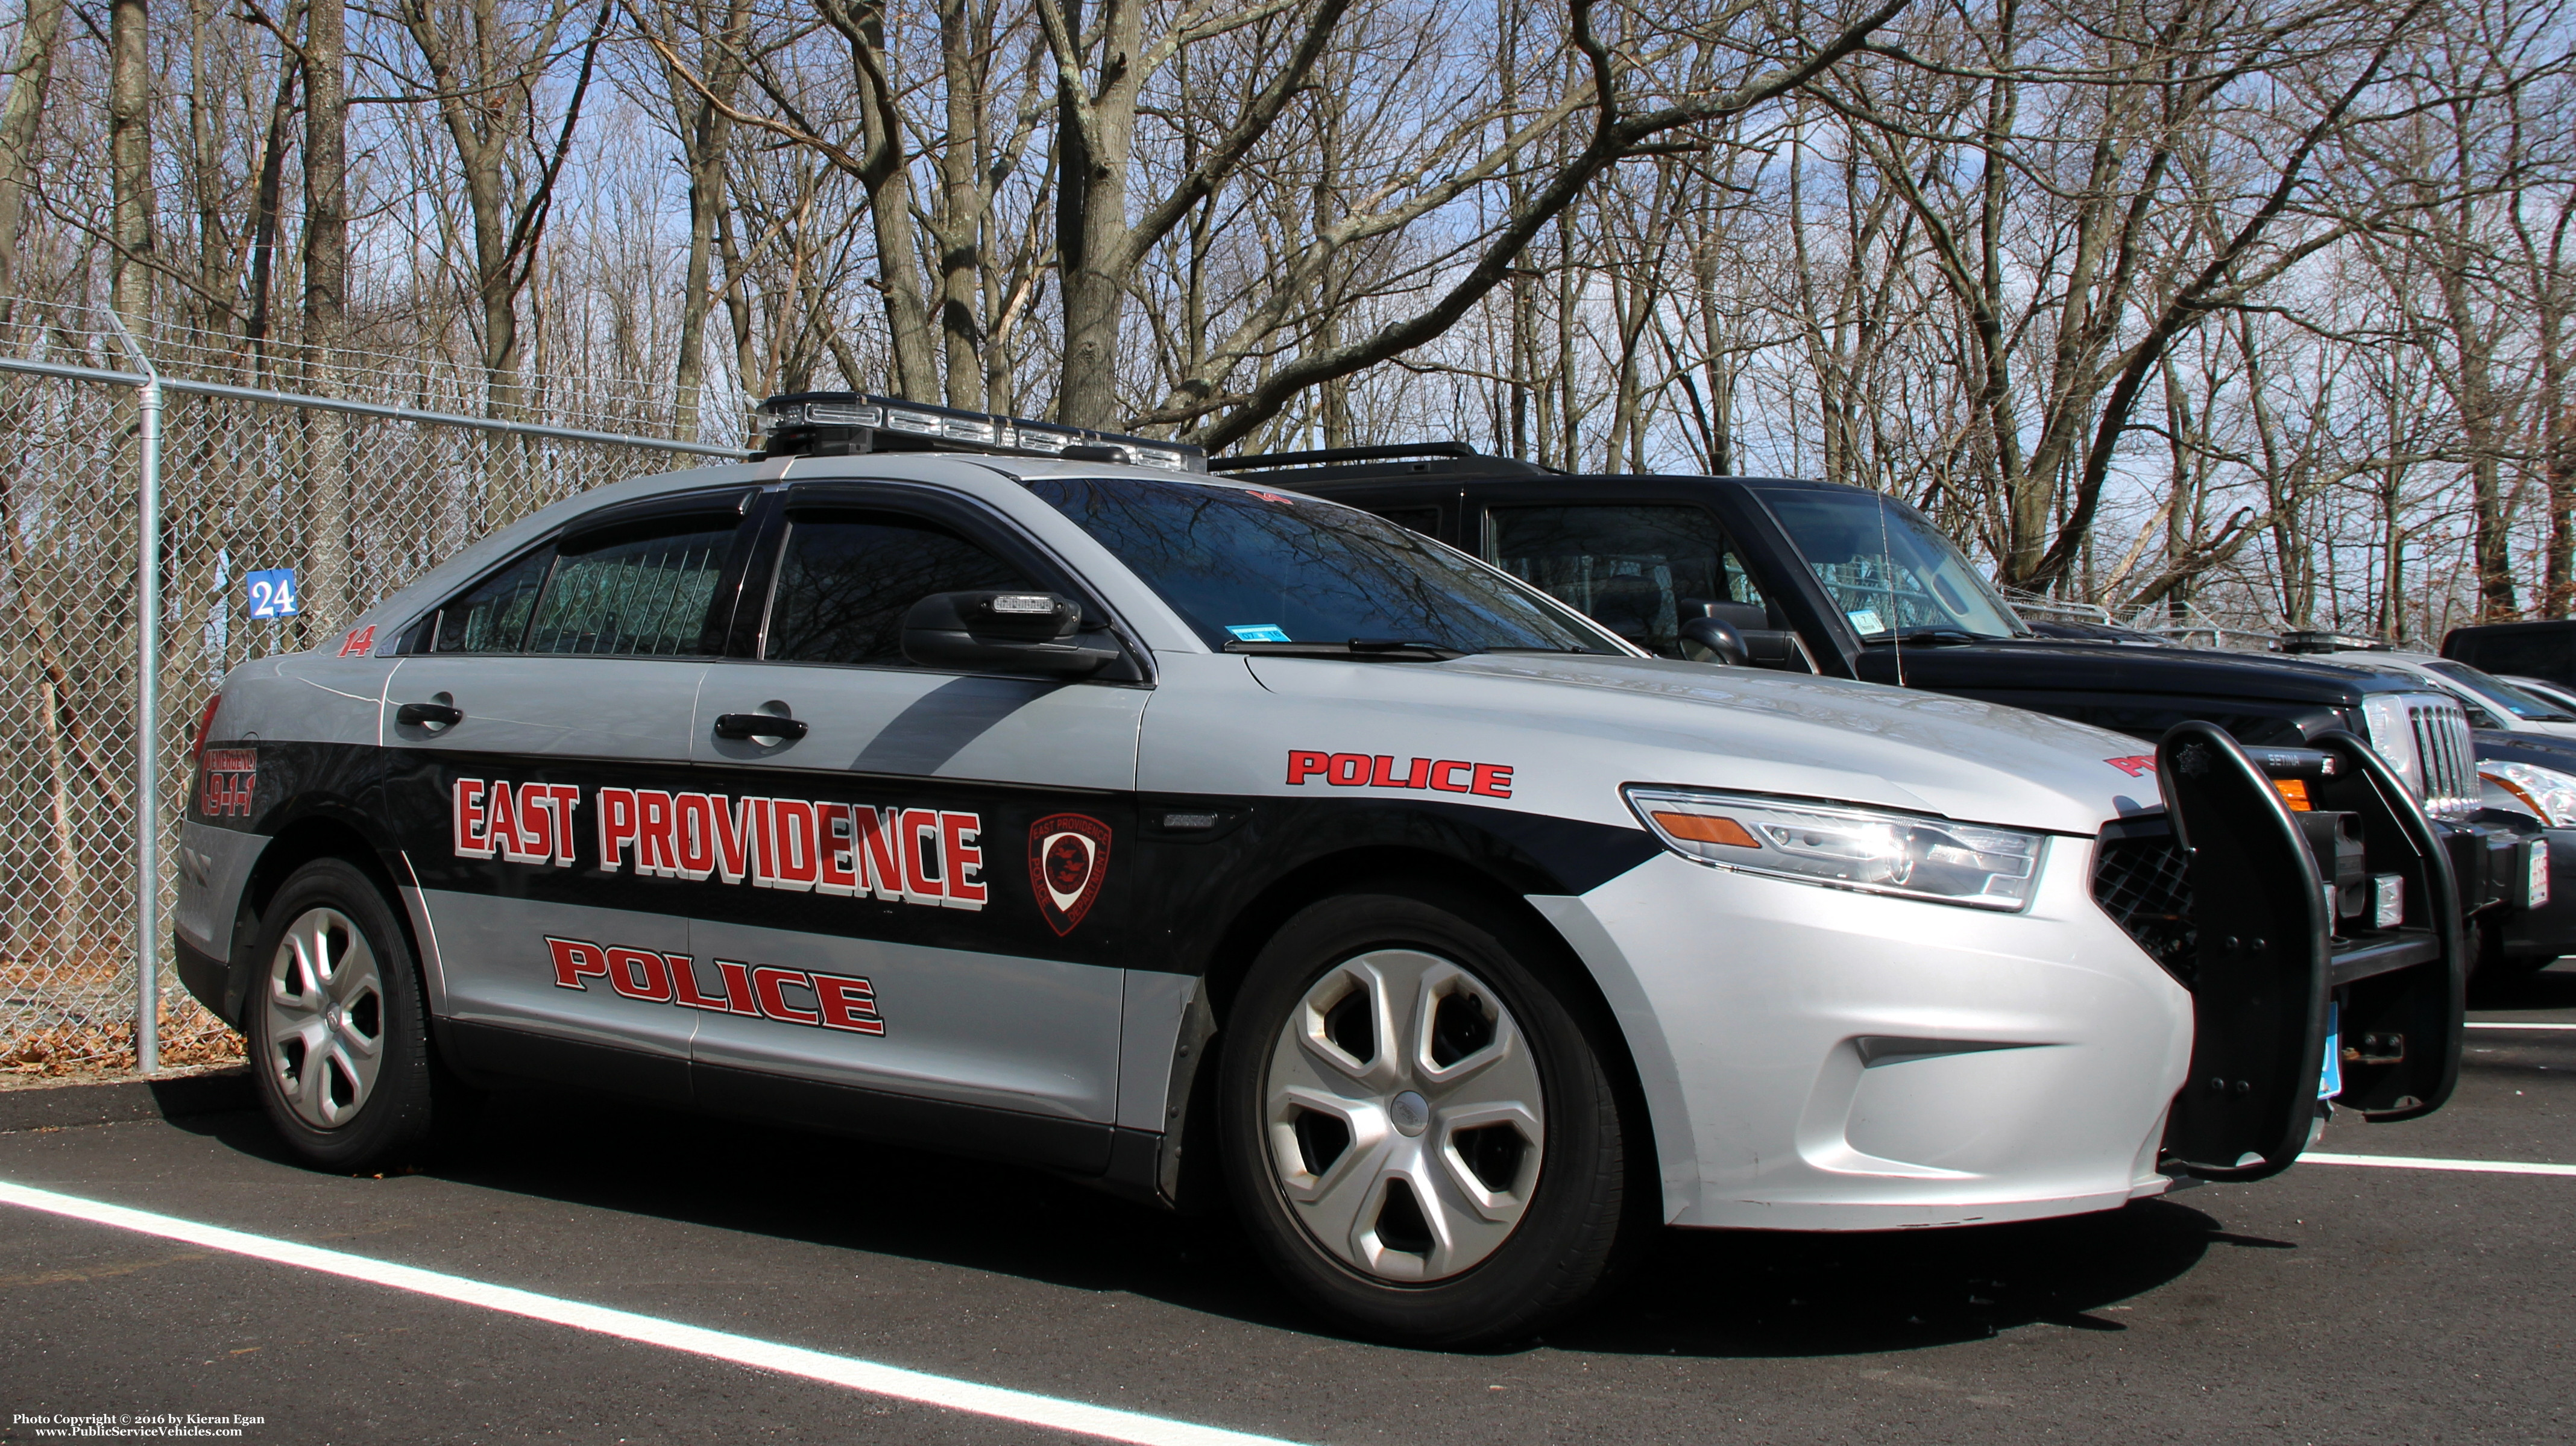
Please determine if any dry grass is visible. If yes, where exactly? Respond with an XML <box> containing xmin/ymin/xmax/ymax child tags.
<box><xmin>0</xmin><ymin>951</ymin><xmax>242</xmax><ymax>1078</ymax></box>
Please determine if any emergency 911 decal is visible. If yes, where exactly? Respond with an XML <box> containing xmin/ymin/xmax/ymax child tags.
<box><xmin>453</xmin><ymin>776</ymin><xmax>987</xmax><ymax>911</ymax></box>
<box><xmin>547</xmin><ymin>934</ymin><xmax>884</xmax><ymax>1035</ymax></box>
<box><xmin>200</xmin><ymin>749</ymin><xmax>258</xmax><ymax>818</ymax></box>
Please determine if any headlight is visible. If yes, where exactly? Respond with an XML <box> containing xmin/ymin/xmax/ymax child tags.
<box><xmin>2360</xmin><ymin>694</ymin><xmax>2425</xmax><ymax>795</ymax></box>
<box><xmin>2481</xmin><ymin>760</ymin><xmax>2576</xmax><ymax>828</ymax></box>
<box><xmin>1623</xmin><ymin>786</ymin><xmax>2047</xmax><ymax>912</ymax></box>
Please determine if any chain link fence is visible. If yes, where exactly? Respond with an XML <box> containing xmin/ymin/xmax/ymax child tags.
<box><xmin>0</xmin><ymin>297</ymin><xmax>744</xmax><ymax>1078</ymax></box>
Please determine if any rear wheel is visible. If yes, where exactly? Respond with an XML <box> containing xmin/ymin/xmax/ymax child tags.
<box><xmin>246</xmin><ymin>858</ymin><xmax>462</xmax><ymax>1171</ymax></box>
<box><xmin>1219</xmin><ymin>887</ymin><xmax>1634</xmax><ymax>1347</ymax></box>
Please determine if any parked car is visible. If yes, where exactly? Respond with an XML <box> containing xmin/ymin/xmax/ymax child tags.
<box><xmin>1218</xmin><ymin>445</ymin><xmax>2537</xmax><ymax>954</ymax></box>
<box><xmin>2443</xmin><ymin>618</ymin><xmax>2576</xmax><ymax>692</ymax></box>
<box><xmin>2277</xmin><ymin>644</ymin><xmax>2576</xmax><ymax>980</ymax></box>
<box><xmin>2499</xmin><ymin>674</ymin><xmax>2576</xmax><ymax>718</ymax></box>
<box><xmin>176</xmin><ymin>394</ymin><xmax>2462</xmax><ymax>1348</ymax></box>
<box><xmin>2293</xmin><ymin>648</ymin><xmax>2576</xmax><ymax>740</ymax></box>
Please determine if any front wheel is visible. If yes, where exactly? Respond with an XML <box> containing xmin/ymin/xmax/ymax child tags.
<box><xmin>1218</xmin><ymin>887</ymin><xmax>1635</xmax><ymax>1347</ymax></box>
<box><xmin>245</xmin><ymin>858</ymin><xmax>463</xmax><ymax>1172</ymax></box>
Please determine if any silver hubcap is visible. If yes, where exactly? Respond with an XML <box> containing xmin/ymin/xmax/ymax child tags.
<box><xmin>263</xmin><ymin>907</ymin><xmax>385</xmax><ymax>1129</ymax></box>
<box><xmin>1264</xmin><ymin>949</ymin><xmax>1545</xmax><ymax>1283</ymax></box>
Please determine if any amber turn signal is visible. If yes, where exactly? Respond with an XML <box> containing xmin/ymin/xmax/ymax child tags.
<box><xmin>1649</xmin><ymin>811</ymin><xmax>1759</xmax><ymax>847</ymax></box>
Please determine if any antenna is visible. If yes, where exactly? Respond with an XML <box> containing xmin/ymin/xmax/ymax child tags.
<box><xmin>1877</xmin><ymin>488</ymin><xmax>1902</xmax><ymax>688</ymax></box>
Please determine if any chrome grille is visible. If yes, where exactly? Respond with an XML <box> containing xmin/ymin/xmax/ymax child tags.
<box><xmin>2093</xmin><ymin>829</ymin><xmax>2197</xmax><ymax>983</ymax></box>
<box><xmin>2409</xmin><ymin>697</ymin><xmax>2478</xmax><ymax>820</ymax></box>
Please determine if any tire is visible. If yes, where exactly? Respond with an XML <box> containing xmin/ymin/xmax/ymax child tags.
<box><xmin>1218</xmin><ymin>885</ymin><xmax>1634</xmax><ymax>1348</ymax></box>
<box><xmin>245</xmin><ymin>857</ymin><xmax>461</xmax><ymax>1172</ymax></box>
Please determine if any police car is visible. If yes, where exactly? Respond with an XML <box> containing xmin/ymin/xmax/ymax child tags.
<box><xmin>175</xmin><ymin>395</ymin><xmax>2463</xmax><ymax>1348</ymax></box>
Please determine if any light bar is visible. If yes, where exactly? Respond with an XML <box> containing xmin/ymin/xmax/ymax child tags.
<box><xmin>755</xmin><ymin>392</ymin><xmax>1207</xmax><ymax>472</ymax></box>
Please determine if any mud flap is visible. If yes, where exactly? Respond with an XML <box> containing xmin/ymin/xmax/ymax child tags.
<box><xmin>2307</xmin><ymin>729</ymin><xmax>2464</xmax><ymax>1121</ymax></box>
<box><xmin>2157</xmin><ymin>722</ymin><xmax>2330</xmax><ymax>1180</ymax></box>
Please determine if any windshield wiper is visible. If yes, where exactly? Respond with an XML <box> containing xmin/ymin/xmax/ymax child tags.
<box><xmin>1224</xmin><ymin>638</ymin><xmax>1467</xmax><ymax>661</ymax></box>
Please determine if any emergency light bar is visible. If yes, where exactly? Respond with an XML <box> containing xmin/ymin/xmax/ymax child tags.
<box><xmin>754</xmin><ymin>391</ymin><xmax>1207</xmax><ymax>472</ymax></box>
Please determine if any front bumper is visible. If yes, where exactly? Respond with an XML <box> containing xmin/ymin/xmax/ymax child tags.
<box><xmin>1535</xmin><ymin>843</ymin><xmax>2194</xmax><ymax>1232</ymax></box>
<box><xmin>2487</xmin><ymin>819</ymin><xmax>2576</xmax><ymax>966</ymax></box>
<box><xmin>1536</xmin><ymin>725</ymin><xmax>2464</xmax><ymax>1231</ymax></box>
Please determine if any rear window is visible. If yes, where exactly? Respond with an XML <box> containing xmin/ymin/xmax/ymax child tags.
<box><xmin>431</xmin><ymin>550</ymin><xmax>547</xmax><ymax>653</ymax></box>
<box><xmin>2423</xmin><ymin>660</ymin><xmax>2576</xmax><ymax>721</ymax></box>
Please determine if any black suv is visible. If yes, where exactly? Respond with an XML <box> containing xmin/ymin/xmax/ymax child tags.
<box><xmin>1220</xmin><ymin>446</ymin><xmax>2537</xmax><ymax>940</ymax></box>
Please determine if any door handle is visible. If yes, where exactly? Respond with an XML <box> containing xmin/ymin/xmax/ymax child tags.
<box><xmin>714</xmin><ymin>712</ymin><xmax>808</xmax><ymax>741</ymax></box>
<box><xmin>395</xmin><ymin>702</ymin><xmax>464</xmax><ymax>727</ymax></box>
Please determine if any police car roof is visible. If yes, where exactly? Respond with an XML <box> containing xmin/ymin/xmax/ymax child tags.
<box><xmin>343</xmin><ymin>453</ymin><xmax>1288</xmax><ymax>656</ymax></box>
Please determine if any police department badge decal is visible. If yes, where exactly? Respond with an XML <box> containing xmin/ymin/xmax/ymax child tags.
<box><xmin>1028</xmin><ymin>813</ymin><xmax>1112</xmax><ymax>936</ymax></box>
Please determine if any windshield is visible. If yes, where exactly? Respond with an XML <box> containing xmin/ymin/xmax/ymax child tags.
<box><xmin>1024</xmin><ymin>476</ymin><xmax>1617</xmax><ymax>654</ymax></box>
<box><xmin>2425</xmin><ymin>660</ymin><xmax>2576</xmax><ymax>721</ymax></box>
<box><xmin>1756</xmin><ymin>488</ymin><xmax>2028</xmax><ymax>641</ymax></box>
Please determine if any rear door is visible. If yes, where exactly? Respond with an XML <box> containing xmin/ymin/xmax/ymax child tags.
<box><xmin>383</xmin><ymin>489</ymin><xmax>758</xmax><ymax>1093</ymax></box>
<box><xmin>679</xmin><ymin>482</ymin><xmax>1147</xmax><ymax>1166</ymax></box>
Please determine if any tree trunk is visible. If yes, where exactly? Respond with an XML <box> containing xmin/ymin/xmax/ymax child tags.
<box><xmin>935</xmin><ymin>0</ymin><xmax>986</xmax><ymax>407</ymax></box>
<box><xmin>0</xmin><ymin>0</ymin><xmax>65</xmax><ymax>303</ymax></box>
<box><xmin>108</xmin><ymin>0</ymin><xmax>153</xmax><ymax>321</ymax></box>
<box><xmin>669</xmin><ymin>0</ymin><xmax>751</xmax><ymax>436</ymax></box>
<box><xmin>1051</xmin><ymin>0</ymin><xmax>1143</xmax><ymax>427</ymax></box>
<box><xmin>303</xmin><ymin>0</ymin><xmax>353</xmax><ymax>632</ymax></box>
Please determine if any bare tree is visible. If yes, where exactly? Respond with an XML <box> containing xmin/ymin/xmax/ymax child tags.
<box><xmin>0</xmin><ymin>0</ymin><xmax>68</xmax><ymax>302</ymax></box>
<box><xmin>109</xmin><ymin>0</ymin><xmax>153</xmax><ymax>319</ymax></box>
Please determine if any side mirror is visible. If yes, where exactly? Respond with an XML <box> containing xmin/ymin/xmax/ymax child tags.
<box><xmin>901</xmin><ymin>591</ymin><xmax>1121</xmax><ymax>677</ymax></box>
<box><xmin>1679</xmin><ymin>615</ymin><xmax>1750</xmax><ymax>666</ymax></box>
<box><xmin>1678</xmin><ymin>598</ymin><xmax>1807</xmax><ymax>671</ymax></box>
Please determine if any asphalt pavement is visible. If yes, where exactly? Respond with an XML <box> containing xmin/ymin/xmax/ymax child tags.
<box><xmin>4</xmin><ymin>966</ymin><xmax>2572</xmax><ymax>1445</ymax></box>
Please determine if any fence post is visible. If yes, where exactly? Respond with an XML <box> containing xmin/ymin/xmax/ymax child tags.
<box><xmin>106</xmin><ymin>309</ymin><xmax>160</xmax><ymax>1075</ymax></box>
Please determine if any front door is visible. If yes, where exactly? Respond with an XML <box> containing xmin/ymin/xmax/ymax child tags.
<box><xmin>679</xmin><ymin>485</ymin><xmax>1146</xmax><ymax>1163</ymax></box>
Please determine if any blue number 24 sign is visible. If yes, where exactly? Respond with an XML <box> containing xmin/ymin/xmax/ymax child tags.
<box><xmin>246</xmin><ymin>567</ymin><xmax>300</xmax><ymax>618</ymax></box>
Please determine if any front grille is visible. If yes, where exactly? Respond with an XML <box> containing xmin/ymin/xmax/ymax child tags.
<box><xmin>2093</xmin><ymin>829</ymin><xmax>2197</xmax><ymax>982</ymax></box>
<box><xmin>2408</xmin><ymin>697</ymin><xmax>2478</xmax><ymax>820</ymax></box>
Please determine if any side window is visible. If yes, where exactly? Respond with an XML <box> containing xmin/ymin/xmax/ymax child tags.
<box><xmin>763</xmin><ymin>512</ymin><xmax>1041</xmax><ymax>667</ymax></box>
<box><xmin>1484</xmin><ymin>505</ymin><xmax>1765</xmax><ymax>658</ymax></box>
<box><xmin>1371</xmin><ymin>507</ymin><xmax>1440</xmax><ymax>538</ymax></box>
<box><xmin>429</xmin><ymin>549</ymin><xmax>549</xmax><ymax>653</ymax></box>
<box><xmin>524</xmin><ymin>517</ymin><xmax>741</xmax><ymax>657</ymax></box>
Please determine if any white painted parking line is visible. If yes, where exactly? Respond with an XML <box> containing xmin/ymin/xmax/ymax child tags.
<box><xmin>0</xmin><ymin>1180</ymin><xmax>1303</xmax><ymax>1446</ymax></box>
<box><xmin>2300</xmin><ymin>1152</ymin><xmax>2576</xmax><ymax>1177</ymax></box>
<box><xmin>2464</xmin><ymin>1021</ymin><xmax>2576</xmax><ymax>1031</ymax></box>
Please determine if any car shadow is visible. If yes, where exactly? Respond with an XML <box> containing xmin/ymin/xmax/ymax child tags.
<box><xmin>178</xmin><ymin>1087</ymin><xmax>2229</xmax><ymax>1357</ymax></box>
<box><xmin>2470</xmin><ymin>958</ymin><xmax>2576</xmax><ymax>1010</ymax></box>
<box><xmin>1544</xmin><ymin>1194</ymin><xmax>2232</xmax><ymax>1356</ymax></box>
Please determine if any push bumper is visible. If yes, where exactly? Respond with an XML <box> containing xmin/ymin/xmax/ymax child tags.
<box><xmin>2147</xmin><ymin>724</ymin><xmax>2463</xmax><ymax>1181</ymax></box>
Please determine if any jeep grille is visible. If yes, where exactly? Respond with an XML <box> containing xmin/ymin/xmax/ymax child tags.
<box><xmin>2408</xmin><ymin>696</ymin><xmax>2479</xmax><ymax>821</ymax></box>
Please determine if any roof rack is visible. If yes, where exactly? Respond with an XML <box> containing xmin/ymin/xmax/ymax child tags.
<box><xmin>1208</xmin><ymin>439</ymin><xmax>1551</xmax><ymax>483</ymax></box>
<box><xmin>755</xmin><ymin>391</ymin><xmax>1207</xmax><ymax>473</ymax></box>
<box><xmin>1214</xmin><ymin>441</ymin><xmax>1481</xmax><ymax>471</ymax></box>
